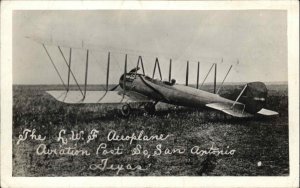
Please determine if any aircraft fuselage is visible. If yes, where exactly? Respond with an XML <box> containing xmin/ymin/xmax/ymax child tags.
<box><xmin>119</xmin><ymin>74</ymin><xmax>240</xmax><ymax>108</ymax></box>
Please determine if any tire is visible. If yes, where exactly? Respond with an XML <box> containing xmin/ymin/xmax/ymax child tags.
<box><xmin>145</xmin><ymin>103</ymin><xmax>156</xmax><ymax>115</ymax></box>
<box><xmin>120</xmin><ymin>104</ymin><xmax>131</xmax><ymax>117</ymax></box>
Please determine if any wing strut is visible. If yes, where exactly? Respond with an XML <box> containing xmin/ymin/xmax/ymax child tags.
<box><xmin>217</xmin><ymin>65</ymin><xmax>233</xmax><ymax>94</ymax></box>
<box><xmin>196</xmin><ymin>61</ymin><xmax>200</xmax><ymax>89</ymax></box>
<box><xmin>214</xmin><ymin>63</ymin><xmax>217</xmax><ymax>93</ymax></box>
<box><xmin>42</xmin><ymin>44</ymin><xmax>67</xmax><ymax>90</ymax></box>
<box><xmin>123</xmin><ymin>54</ymin><xmax>128</xmax><ymax>97</ymax></box>
<box><xmin>57</xmin><ymin>46</ymin><xmax>84</xmax><ymax>96</ymax></box>
<box><xmin>231</xmin><ymin>84</ymin><xmax>247</xmax><ymax>108</ymax></box>
<box><xmin>83</xmin><ymin>50</ymin><xmax>89</xmax><ymax>100</ymax></box>
<box><xmin>200</xmin><ymin>63</ymin><xmax>215</xmax><ymax>88</ymax></box>
<box><xmin>106</xmin><ymin>52</ymin><xmax>110</xmax><ymax>91</ymax></box>
<box><xmin>67</xmin><ymin>48</ymin><xmax>72</xmax><ymax>91</ymax></box>
<box><xmin>169</xmin><ymin>59</ymin><xmax>172</xmax><ymax>82</ymax></box>
<box><xmin>185</xmin><ymin>61</ymin><xmax>189</xmax><ymax>86</ymax></box>
<box><xmin>134</xmin><ymin>56</ymin><xmax>145</xmax><ymax>78</ymax></box>
<box><xmin>152</xmin><ymin>58</ymin><xmax>162</xmax><ymax>80</ymax></box>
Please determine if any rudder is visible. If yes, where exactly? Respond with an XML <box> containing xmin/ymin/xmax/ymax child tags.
<box><xmin>240</xmin><ymin>82</ymin><xmax>268</xmax><ymax>114</ymax></box>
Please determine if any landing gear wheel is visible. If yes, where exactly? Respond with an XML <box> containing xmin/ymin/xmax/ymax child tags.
<box><xmin>145</xmin><ymin>103</ymin><xmax>156</xmax><ymax>115</ymax></box>
<box><xmin>120</xmin><ymin>104</ymin><xmax>131</xmax><ymax>117</ymax></box>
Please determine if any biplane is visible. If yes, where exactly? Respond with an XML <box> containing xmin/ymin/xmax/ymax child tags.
<box><xmin>32</xmin><ymin>37</ymin><xmax>278</xmax><ymax>118</ymax></box>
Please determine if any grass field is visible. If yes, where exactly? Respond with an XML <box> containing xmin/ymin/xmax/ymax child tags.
<box><xmin>12</xmin><ymin>83</ymin><xmax>289</xmax><ymax>176</ymax></box>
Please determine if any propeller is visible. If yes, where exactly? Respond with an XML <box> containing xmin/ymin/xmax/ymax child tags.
<box><xmin>110</xmin><ymin>67</ymin><xmax>140</xmax><ymax>91</ymax></box>
<box><xmin>110</xmin><ymin>84</ymin><xmax>120</xmax><ymax>91</ymax></box>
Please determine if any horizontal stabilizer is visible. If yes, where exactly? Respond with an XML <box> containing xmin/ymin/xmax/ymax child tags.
<box><xmin>221</xmin><ymin>108</ymin><xmax>253</xmax><ymax>118</ymax></box>
<box><xmin>206</xmin><ymin>103</ymin><xmax>253</xmax><ymax>118</ymax></box>
<box><xmin>257</xmin><ymin>108</ymin><xmax>279</xmax><ymax>116</ymax></box>
<box><xmin>46</xmin><ymin>90</ymin><xmax>150</xmax><ymax>104</ymax></box>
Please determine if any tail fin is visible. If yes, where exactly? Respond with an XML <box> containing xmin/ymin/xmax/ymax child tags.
<box><xmin>240</xmin><ymin>82</ymin><xmax>268</xmax><ymax>114</ymax></box>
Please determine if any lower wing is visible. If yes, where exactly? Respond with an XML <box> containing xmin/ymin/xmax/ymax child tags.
<box><xmin>46</xmin><ymin>90</ymin><xmax>151</xmax><ymax>104</ymax></box>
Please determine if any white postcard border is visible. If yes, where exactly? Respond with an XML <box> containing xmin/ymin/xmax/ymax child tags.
<box><xmin>1</xmin><ymin>1</ymin><xmax>299</xmax><ymax>188</ymax></box>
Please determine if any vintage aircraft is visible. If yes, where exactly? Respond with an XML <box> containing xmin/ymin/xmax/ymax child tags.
<box><xmin>42</xmin><ymin>47</ymin><xmax>278</xmax><ymax>118</ymax></box>
<box><xmin>47</xmin><ymin>69</ymin><xmax>278</xmax><ymax>118</ymax></box>
<box><xmin>27</xmin><ymin>36</ymin><xmax>278</xmax><ymax>118</ymax></box>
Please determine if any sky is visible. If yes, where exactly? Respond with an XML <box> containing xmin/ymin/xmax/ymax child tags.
<box><xmin>13</xmin><ymin>10</ymin><xmax>287</xmax><ymax>85</ymax></box>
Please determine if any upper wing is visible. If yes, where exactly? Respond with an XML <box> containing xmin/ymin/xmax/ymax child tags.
<box><xmin>206</xmin><ymin>103</ymin><xmax>254</xmax><ymax>118</ymax></box>
<box><xmin>46</xmin><ymin>90</ymin><xmax>151</xmax><ymax>104</ymax></box>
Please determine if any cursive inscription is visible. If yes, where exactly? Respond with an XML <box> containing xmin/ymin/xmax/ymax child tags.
<box><xmin>107</xmin><ymin>130</ymin><xmax>171</xmax><ymax>145</ymax></box>
<box><xmin>89</xmin><ymin>158</ymin><xmax>150</xmax><ymax>175</ymax></box>
<box><xmin>17</xmin><ymin>129</ymin><xmax>46</xmax><ymax>145</ymax></box>
<box><xmin>191</xmin><ymin>144</ymin><xmax>236</xmax><ymax>156</ymax></box>
<box><xmin>16</xmin><ymin>128</ymin><xmax>237</xmax><ymax>175</ymax></box>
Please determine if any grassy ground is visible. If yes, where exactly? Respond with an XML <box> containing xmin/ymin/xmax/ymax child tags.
<box><xmin>12</xmin><ymin>84</ymin><xmax>289</xmax><ymax>176</ymax></box>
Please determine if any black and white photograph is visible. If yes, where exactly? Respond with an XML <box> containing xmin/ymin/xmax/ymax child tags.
<box><xmin>1</xmin><ymin>1</ymin><xmax>299</xmax><ymax>188</ymax></box>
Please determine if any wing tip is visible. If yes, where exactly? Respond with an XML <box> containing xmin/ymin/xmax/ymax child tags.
<box><xmin>257</xmin><ymin>108</ymin><xmax>279</xmax><ymax>116</ymax></box>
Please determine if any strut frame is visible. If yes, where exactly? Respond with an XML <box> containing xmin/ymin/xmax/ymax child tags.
<box><xmin>42</xmin><ymin>43</ymin><xmax>235</xmax><ymax>101</ymax></box>
<box><xmin>57</xmin><ymin>46</ymin><xmax>84</xmax><ymax>96</ymax></box>
<box><xmin>152</xmin><ymin>57</ymin><xmax>162</xmax><ymax>80</ymax></box>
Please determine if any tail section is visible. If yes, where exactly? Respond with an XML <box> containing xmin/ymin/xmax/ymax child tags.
<box><xmin>240</xmin><ymin>82</ymin><xmax>278</xmax><ymax>116</ymax></box>
<box><xmin>206</xmin><ymin>82</ymin><xmax>278</xmax><ymax>117</ymax></box>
